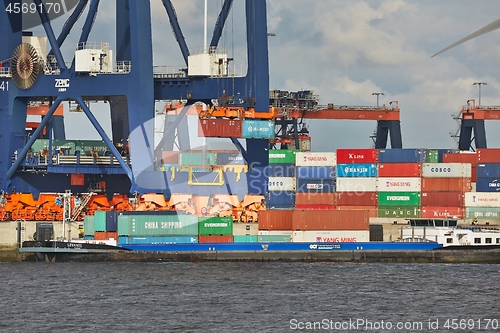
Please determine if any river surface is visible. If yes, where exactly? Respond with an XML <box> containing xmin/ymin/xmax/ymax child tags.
<box><xmin>0</xmin><ymin>262</ymin><xmax>499</xmax><ymax>332</ymax></box>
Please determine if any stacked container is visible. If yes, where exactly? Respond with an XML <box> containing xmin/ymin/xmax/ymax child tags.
<box><xmin>377</xmin><ymin>149</ymin><xmax>425</xmax><ymax>218</ymax></box>
<box><xmin>266</xmin><ymin>150</ymin><xmax>298</xmax><ymax>209</ymax></box>
<box><xmin>92</xmin><ymin>211</ymin><xmax>118</xmax><ymax>240</ymax></box>
<box><xmin>335</xmin><ymin>149</ymin><xmax>378</xmax><ymax>217</ymax></box>
<box><xmin>257</xmin><ymin>210</ymin><xmax>293</xmax><ymax>242</ymax></box>
<box><xmin>295</xmin><ymin>152</ymin><xmax>336</xmax><ymax>210</ymax></box>
<box><xmin>420</xmin><ymin>163</ymin><xmax>471</xmax><ymax>218</ymax></box>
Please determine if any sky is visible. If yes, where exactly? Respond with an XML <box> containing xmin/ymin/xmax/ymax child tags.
<box><xmin>29</xmin><ymin>0</ymin><xmax>500</xmax><ymax>152</ymax></box>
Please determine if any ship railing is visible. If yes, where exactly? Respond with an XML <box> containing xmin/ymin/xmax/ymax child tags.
<box><xmin>153</xmin><ymin>66</ymin><xmax>187</xmax><ymax>79</ymax></box>
<box><xmin>0</xmin><ymin>67</ymin><xmax>11</xmax><ymax>77</ymax></box>
<box><xmin>56</xmin><ymin>155</ymin><xmax>131</xmax><ymax>165</ymax></box>
<box><xmin>115</xmin><ymin>61</ymin><xmax>132</xmax><ymax>74</ymax></box>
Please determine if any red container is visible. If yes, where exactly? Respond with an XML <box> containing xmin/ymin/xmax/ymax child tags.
<box><xmin>477</xmin><ymin>148</ymin><xmax>500</xmax><ymax>163</ymax></box>
<box><xmin>94</xmin><ymin>232</ymin><xmax>118</xmax><ymax>240</ymax></box>
<box><xmin>336</xmin><ymin>206</ymin><xmax>378</xmax><ymax>218</ymax></box>
<box><xmin>161</xmin><ymin>151</ymin><xmax>179</xmax><ymax>164</ymax></box>
<box><xmin>295</xmin><ymin>192</ymin><xmax>335</xmax><ymax>206</ymax></box>
<box><xmin>421</xmin><ymin>206</ymin><xmax>464</xmax><ymax>218</ymax></box>
<box><xmin>443</xmin><ymin>152</ymin><xmax>477</xmax><ymax>181</ymax></box>
<box><xmin>421</xmin><ymin>192</ymin><xmax>464</xmax><ymax>207</ymax></box>
<box><xmin>336</xmin><ymin>149</ymin><xmax>378</xmax><ymax>164</ymax></box>
<box><xmin>198</xmin><ymin>118</ymin><xmax>242</xmax><ymax>138</ymax></box>
<box><xmin>292</xmin><ymin>210</ymin><xmax>369</xmax><ymax>231</ymax></box>
<box><xmin>378</xmin><ymin>163</ymin><xmax>421</xmax><ymax>177</ymax></box>
<box><xmin>295</xmin><ymin>205</ymin><xmax>337</xmax><ymax>210</ymax></box>
<box><xmin>421</xmin><ymin>178</ymin><xmax>471</xmax><ymax>192</ymax></box>
<box><xmin>198</xmin><ymin>235</ymin><xmax>234</xmax><ymax>243</ymax></box>
<box><xmin>258</xmin><ymin>210</ymin><xmax>294</xmax><ymax>230</ymax></box>
<box><xmin>335</xmin><ymin>192</ymin><xmax>377</xmax><ymax>206</ymax></box>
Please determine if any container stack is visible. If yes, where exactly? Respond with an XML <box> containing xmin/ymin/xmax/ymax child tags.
<box><xmin>420</xmin><ymin>163</ymin><xmax>471</xmax><ymax>218</ymax></box>
<box><xmin>295</xmin><ymin>152</ymin><xmax>336</xmax><ymax>210</ymax></box>
<box><xmin>197</xmin><ymin>216</ymin><xmax>234</xmax><ymax>243</ymax></box>
<box><xmin>335</xmin><ymin>149</ymin><xmax>378</xmax><ymax>217</ymax></box>
<box><xmin>257</xmin><ymin>210</ymin><xmax>293</xmax><ymax>242</ymax></box>
<box><xmin>88</xmin><ymin>211</ymin><xmax>118</xmax><ymax>240</ymax></box>
<box><xmin>377</xmin><ymin>149</ymin><xmax>425</xmax><ymax>218</ymax></box>
<box><xmin>266</xmin><ymin>150</ymin><xmax>298</xmax><ymax>209</ymax></box>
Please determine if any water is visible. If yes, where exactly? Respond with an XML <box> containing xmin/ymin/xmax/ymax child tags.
<box><xmin>0</xmin><ymin>262</ymin><xmax>499</xmax><ymax>332</ymax></box>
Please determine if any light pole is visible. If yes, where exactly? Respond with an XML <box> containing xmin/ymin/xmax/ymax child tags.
<box><xmin>372</xmin><ymin>92</ymin><xmax>384</xmax><ymax>108</ymax></box>
<box><xmin>473</xmin><ymin>82</ymin><xmax>487</xmax><ymax>107</ymax></box>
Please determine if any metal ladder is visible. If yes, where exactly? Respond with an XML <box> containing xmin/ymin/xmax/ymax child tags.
<box><xmin>70</xmin><ymin>184</ymin><xmax>99</xmax><ymax>220</ymax></box>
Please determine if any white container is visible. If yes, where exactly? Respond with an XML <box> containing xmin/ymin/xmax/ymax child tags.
<box><xmin>377</xmin><ymin>177</ymin><xmax>421</xmax><ymax>192</ymax></box>
<box><xmin>296</xmin><ymin>152</ymin><xmax>336</xmax><ymax>166</ymax></box>
<box><xmin>465</xmin><ymin>192</ymin><xmax>500</xmax><ymax>208</ymax></box>
<box><xmin>421</xmin><ymin>163</ymin><xmax>472</xmax><ymax>178</ymax></box>
<box><xmin>291</xmin><ymin>230</ymin><xmax>370</xmax><ymax>243</ymax></box>
<box><xmin>471</xmin><ymin>182</ymin><xmax>476</xmax><ymax>193</ymax></box>
<box><xmin>258</xmin><ymin>230</ymin><xmax>293</xmax><ymax>236</ymax></box>
<box><xmin>336</xmin><ymin>177</ymin><xmax>377</xmax><ymax>192</ymax></box>
<box><xmin>268</xmin><ymin>177</ymin><xmax>296</xmax><ymax>192</ymax></box>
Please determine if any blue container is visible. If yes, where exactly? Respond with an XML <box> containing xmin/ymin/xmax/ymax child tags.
<box><xmin>378</xmin><ymin>149</ymin><xmax>427</xmax><ymax>163</ymax></box>
<box><xmin>242</xmin><ymin>120</ymin><xmax>275</xmax><ymax>139</ymax></box>
<box><xmin>266</xmin><ymin>191</ymin><xmax>295</xmax><ymax>209</ymax></box>
<box><xmin>296</xmin><ymin>166</ymin><xmax>335</xmax><ymax>179</ymax></box>
<box><xmin>105</xmin><ymin>211</ymin><xmax>118</xmax><ymax>232</ymax></box>
<box><xmin>233</xmin><ymin>235</ymin><xmax>259</xmax><ymax>243</ymax></box>
<box><xmin>476</xmin><ymin>177</ymin><xmax>500</xmax><ymax>192</ymax></box>
<box><xmin>216</xmin><ymin>152</ymin><xmax>245</xmax><ymax>165</ymax></box>
<box><xmin>247</xmin><ymin>167</ymin><xmax>268</xmax><ymax>194</ymax></box>
<box><xmin>268</xmin><ymin>164</ymin><xmax>295</xmax><ymax>177</ymax></box>
<box><xmin>336</xmin><ymin>164</ymin><xmax>377</xmax><ymax>177</ymax></box>
<box><xmin>477</xmin><ymin>164</ymin><xmax>500</xmax><ymax>178</ymax></box>
<box><xmin>84</xmin><ymin>236</ymin><xmax>95</xmax><ymax>241</ymax></box>
<box><xmin>296</xmin><ymin>178</ymin><xmax>335</xmax><ymax>193</ymax></box>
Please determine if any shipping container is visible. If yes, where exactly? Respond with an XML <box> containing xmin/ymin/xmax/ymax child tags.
<box><xmin>336</xmin><ymin>178</ymin><xmax>377</xmax><ymax>193</ymax></box>
<box><xmin>178</xmin><ymin>151</ymin><xmax>217</xmax><ymax>166</ymax></box>
<box><xmin>336</xmin><ymin>164</ymin><xmax>378</xmax><ymax>177</ymax></box>
<box><xmin>84</xmin><ymin>236</ymin><xmax>95</xmax><ymax>241</ymax></box>
<box><xmin>292</xmin><ymin>210</ymin><xmax>369</xmax><ymax>231</ymax></box>
<box><xmin>268</xmin><ymin>150</ymin><xmax>298</xmax><ymax>164</ymax></box>
<box><xmin>421</xmin><ymin>163</ymin><xmax>472</xmax><ymax>178</ymax></box>
<box><xmin>94</xmin><ymin>231</ymin><xmax>118</xmax><ymax>240</ymax></box>
<box><xmin>198</xmin><ymin>118</ymin><xmax>242</xmax><ymax>138</ymax></box>
<box><xmin>476</xmin><ymin>164</ymin><xmax>500</xmax><ymax>178</ymax></box>
<box><xmin>336</xmin><ymin>206</ymin><xmax>378</xmax><ymax>218</ymax></box>
<box><xmin>105</xmin><ymin>211</ymin><xmax>117</xmax><ymax>232</ymax></box>
<box><xmin>378</xmin><ymin>206</ymin><xmax>421</xmax><ymax>218</ymax></box>
<box><xmin>295</xmin><ymin>192</ymin><xmax>336</xmax><ymax>206</ymax></box>
<box><xmin>377</xmin><ymin>178</ymin><xmax>421</xmax><ymax>192</ymax></box>
<box><xmin>426</xmin><ymin>149</ymin><xmax>439</xmax><ymax>163</ymax></box>
<box><xmin>335</xmin><ymin>192</ymin><xmax>377</xmax><ymax>206</ymax></box>
<box><xmin>266</xmin><ymin>191</ymin><xmax>296</xmax><ymax>209</ymax></box>
<box><xmin>442</xmin><ymin>152</ymin><xmax>477</xmax><ymax>181</ymax></box>
<box><xmin>421</xmin><ymin>178</ymin><xmax>472</xmax><ymax>192</ymax></box>
<box><xmin>241</xmin><ymin>119</ymin><xmax>275</xmax><ymax>139</ymax></box>
<box><xmin>378</xmin><ymin>163</ymin><xmax>421</xmax><ymax>178</ymax></box>
<box><xmin>268</xmin><ymin>177</ymin><xmax>296</xmax><ymax>192</ymax></box>
<box><xmin>257</xmin><ymin>235</ymin><xmax>292</xmax><ymax>242</ymax></box>
<box><xmin>198</xmin><ymin>235</ymin><xmax>234</xmax><ymax>243</ymax></box>
<box><xmin>295</xmin><ymin>152</ymin><xmax>336</xmax><ymax>166</ymax></box>
<box><xmin>336</xmin><ymin>149</ymin><xmax>377</xmax><ymax>164</ymax></box>
<box><xmin>258</xmin><ymin>210</ymin><xmax>294</xmax><ymax>230</ymax></box>
<box><xmin>233</xmin><ymin>235</ymin><xmax>259</xmax><ymax>243</ymax></box>
<box><xmin>464</xmin><ymin>192</ymin><xmax>500</xmax><ymax>208</ymax></box>
<box><xmin>118</xmin><ymin>214</ymin><xmax>199</xmax><ymax>236</ymax></box>
<box><xmin>121</xmin><ymin>235</ymin><xmax>199</xmax><ymax>245</ymax></box>
<box><xmin>83</xmin><ymin>215</ymin><xmax>95</xmax><ymax>236</ymax></box>
<box><xmin>232</xmin><ymin>222</ymin><xmax>259</xmax><ymax>236</ymax></box>
<box><xmin>198</xmin><ymin>217</ymin><xmax>233</xmax><ymax>236</ymax></box>
<box><xmin>161</xmin><ymin>151</ymin><xmax>179</xmax><ymax>164</ymax></box>
<box><xmin>421</xmin><ymin>192</ymin><xmax>464</xmax><ymax>207</ymax></box>
<box><xmin>216</xmin><ymin>152</ymin><xmax>245</xmax><ymax>165</ymax></box>
<box><xmin>295</xmin><ymin>166</ymin><xmax>335</xmax><ymax>179</ymax></box>
<box><xmin>421</xmin><ymin>206</ymin><xmax>464</xmax><ymax>218</ymax></box>
<box><xmin>476</xmin><ymin>177</ymin><xmax>500</xmax><ymax>192</ymax></box>
<box><xmin>291</xmin><ymin>230</ymin><xmax>370</xmax><ymax>243</ymax></box>
<box><xmin>94</xmin><ymin>211</ymin><xmax>106</xmax><ymax>232</ymax></box>
<box><xmin>258</xmin><ymin>230</ymin><xmax>294</xmax><ymax>235</ymax></box>
<box><xmin>378</xmin><ymin>148</ymin><xmax>427</xmax><ymax>163</ymax></box>
<box><xmin>477</xmin><ymin>148</ymin><xmax>500</xmax><ymax>163</ymax></box>
<box><xmin>378</xmin><ymin>192</ymin><xmax>421</xmax><ymax>207</ymax></box>
<box><xmin>465</xmin><ymin>207</ymin><xmax>500</xmax><ymax>219</ymax></box>
<box><xmin>296</xmin><ymin>178</ymin><xmax>335</xmax><ymax>193</ymax></box>
<box><xmin>268</xmin><ymin>164</ymin><xmax>296</xmax><ymax>177</ymax></box>
<box><xmin>295</xmin><ymin>205</ymin><xmax>337</xmax><ymax>210</ymax></box>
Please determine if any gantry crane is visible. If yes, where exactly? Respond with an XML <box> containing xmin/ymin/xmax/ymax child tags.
<box><xmin>456</xmin><ymin>99</ymin><xmax>500</xmax><ymax>150</ymax></box>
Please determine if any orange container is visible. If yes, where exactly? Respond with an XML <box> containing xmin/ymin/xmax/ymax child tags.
<box><xmin>94</xmin><ymin>232</ymin><xmax>118</xmax><ymax>240</ymax></box>
<box><xmin>335</xmin><ymin>192</ymin><xmax>377</xmax><ymax>206</ymax></box>
<box><xmin>198</xmin><ymin>118</ymin><xmax>242</xmax><ymax>138</ymax></box>
<box><xmin>295</xmin><ymin>205</ymin><xmax>337</xmax><ymax>210</ymax></box>
<box><xmin>292</xmin><ymin>210</ymin><xmax>369</xmax><ymax>231</ymax></box>
<box><xmin>295</xmin><ymin>192</ymin><xmax>335</xmax><ymax>206</ymax></box>
<box><xmin>443</xmin><ymin>153</ymin><xmax>477</xmax><ymax>181</ymax></box>
<box><xmin>258</xmin><ymin>210</ymin><xmax>294</xmax><ymax>230</ymax></box>
<box><xmin>477</xmin><ymin>148</ymin><xmax>500</xmax><ymax>163</ymax></box>
<box><xmin>198</xmin><ymin>235</ymin><xmax>234</xmax><ymax>243</ymax></box>
<box><xmin>421</xmin><ymin>178</ymin><xmax>471</xmax><ymax>192</ymax></box>
<box><xmin>421</xmin><ymin>206</ymin><xmax>464</xmax><ymax>218</ymax></box>
<box><xmin>336</xmin><ymin>206</ymin><xmax>378</xmax><ymax>218</ymax></box>
<box><xmin>421</xmin><ymin>192</ymin><xmax>464</xmax><ymax>207</ymax></box>
<box><xmin>378</xmin><ymin>163</ymin><xmax>422</xmax><ymax>177</ymax></box>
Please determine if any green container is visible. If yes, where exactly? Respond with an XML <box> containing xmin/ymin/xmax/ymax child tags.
<box><xmin>378</xmin><ymin>206</ymin><xmax>421</xmax><ymax>218</ymax></box>
<box><xmin>94</xmin><ymin>211</ymin><xmax>107</xmax><ymax>232</ymax></box>
<box><xmin>118</xmin><ymin>215</ymin><xmax>130</xmax><ymax>236</ymax></box>
<box><xmin>74</xmin><ymin>140</ymin><xmax>109</xmax><ymax>156</ymax></box>
<box><xmin>31</xmin><ymin>139</ymin><xmax>49</xmax><ymax>153</ymax></box>
<box><xmin>426</xmin><ymin>149</ymin><xmax>439</xmax><ymax>163</ymax></box>
<box><xmin>234</xmin><ymin>235</ymin><xmax>258</xmax><ymax>243</ymax></box>
<box><xmin>198</xmin><ymin>217</ymin><xmax>233</xmax><ymax>236</ymax></box>
<box><xmin>258</xmin><ymin>235</ymin><xmax>292</xmax><ymax>242</ymax></box>
<box><xmin>178</xmin><ymin>152</ymin><xmax>217</xmax><ymax>166</ymax></box>
<box><xmin>83</xmin><ymin>216</ymin><xmax>95</xmax><ymax>236</ymax></box>
<box><xmin>378</xmin><ymin>192</ymin><xmax>421</xmax><ymax>207</ymax></box>
<box><xmin>465</xmin><ymin>207</ymin><xmax>500</xmax><ymax>219</ymax></box>
<box><xmin>268</xmin><ymin>150</ymin><xmax>298</xmax><ymax>164</ymax></box>
<box><xmin>126</xmin><ymin>214</ymin><xmax>199</xmax><ymax>236</ymax></box>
